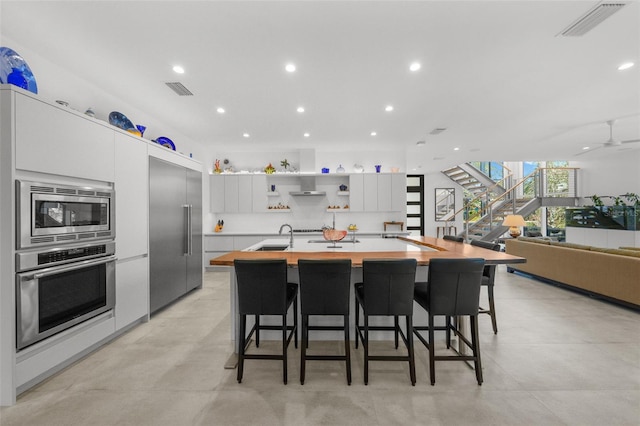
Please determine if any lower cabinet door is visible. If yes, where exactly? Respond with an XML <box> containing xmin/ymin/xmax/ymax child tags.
<box><xmin>115</xmin><ymin>257</ymin><xmax>149</xmax><ymax>330</ymax></box>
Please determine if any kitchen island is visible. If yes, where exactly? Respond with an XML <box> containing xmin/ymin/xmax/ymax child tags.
<box><xmin>210</xmin><ymin>235</ymin><xmax>525</xmax><ymax>266</ymax></box>
<box><xmin>210</xmin><ymin>235</ymin><xmax>526</xmax><ymax>362</ymax></box>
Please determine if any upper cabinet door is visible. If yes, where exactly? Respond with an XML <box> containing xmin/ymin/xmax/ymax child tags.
<box><xmin>377</xmin><ymin>174</ymin><xmax>393</xmax><ymax>211</ymax></box>
<box><xmin>14</xmin><ymin>93</ymin><xmax>115</xmax><ymax>181</ymax></box>
<box><xmin>114</xmin><ymin>132</ymin><xmax>148</xmax><ymax>259</ymax></box>
<box><xmin>391</xmin><ymin>173</ymin><xmax>407</xmax><ymax>213</ymax></box>
<box><xmin>210</xmin><ymin>175</ymin><xmax>225</xmax><ymax>213</ymax></box>
<box><xmin>363</xmin><ymin>174</ymin><xmax>378</xmax><ymax>211</ymax></box>
<box><xmin>224</xmin><ymin>175</ymin><xmax>240</xmax><ymax>213</ymax></box>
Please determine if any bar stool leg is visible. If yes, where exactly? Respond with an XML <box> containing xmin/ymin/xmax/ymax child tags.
<box><xmin>282</xmin><ymin>313</ymin><xmax>288</xmax><ymax>384</ymax></box>
<box><xmin>344</xmin><ymin>313</ymin><xmax>352</xmax><ymax>385</ymax></box>
<box><xmin>394</xmin><ymin>316</ymin><xmax>400</xmax><ymax>349</ymax></box>
<box><xmin>300</xmin><ymin>314</ymin><xmax>307</xmax><ymax>385</ymax></box>
<box><xmin>237</xmin><ymin>314</ymin><xmax>246</xmax><ymax>383</ymax></box>
<box><xmin>255</xmin><ymin>315</ymin><xmax>260</xmax><ymax>347</ymax></box>
<box><xmin>488</xmin><ymin>286</ymin><xmax>498</xmax><ymax>334</ymax></box>
<box><xmin>471</xmin><ymin>316</ymin><xmax>483</xmax><ymax>385</ymax></box>
<box><xmin>364</xmin><ymin>316</ymin><xmax>369</xmax><ymax>385</ymax></box>
<box><xmin>407</xmin><ymin>315</ymin><xmax>416</xmax><ymax>386</ymax></box>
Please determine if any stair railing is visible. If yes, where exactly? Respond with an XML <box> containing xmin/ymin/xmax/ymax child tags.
<box><xmin>444</xmin><ymin>170</ymin><xmax>514</xmax><ymax>237</ymax></box>
<box><xmin>456</xmin><ymin>167</ymin><xmax>579</xmax><ymax>240</ymax></box>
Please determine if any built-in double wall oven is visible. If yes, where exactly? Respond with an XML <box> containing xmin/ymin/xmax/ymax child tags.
<box><xmin>15</xmin><ymin>180</ymin><xmax>116</xmax><ymax>350</ymax></box>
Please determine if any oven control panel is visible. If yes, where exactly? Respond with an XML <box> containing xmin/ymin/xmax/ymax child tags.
<box><xmin>16</xmin><ymin>241</ymin><xmax>116</xmax><ymax>272</ymax></box>
<box><xmin>38</xmin><ymin>244</ymin><xmax>108</xmax><ymax>265</ymax></box>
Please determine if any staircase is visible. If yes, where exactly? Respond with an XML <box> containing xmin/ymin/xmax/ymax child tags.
<box><xmin>442</xmin><ymin>164</ymin><xmax>580</xmax><ymax>242</ymax></box>
<box><xmin>464</xmin><ymin>197</ymin><xmax>541</xmax><ymax>241</ymax></box>
<box><xmin>441</xmin><ymin>163</ymin><xmax>506</xmax><ymax>197</ymax></box>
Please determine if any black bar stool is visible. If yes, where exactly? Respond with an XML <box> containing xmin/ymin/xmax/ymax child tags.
<box><xmin>354</xmin><ymin>258</ymin><xmax>417</xmax><ymax>386</ymax></box>
<box><xmin>298</xmin><ymin>259</ymin><xmax>352</xmax><ymax>385</ymax></box>
<box><xmin>413</xmin><ymin>258</ymin><xmax>485</xmax><ymax>385</ymax></box>
<box><xmin>470</xmin><ymin>239</ymin><xmax>501</xmax><ymax>334</ymax></box>
<box><xmin>234</xmin><ymin>259</ymin><xmax>298</xmax><ymax>384</ymax></box>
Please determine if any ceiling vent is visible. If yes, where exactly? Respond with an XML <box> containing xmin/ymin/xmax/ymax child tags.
<box><xmin>165</xmin><ymin>82</ymin><xmax>193</xmax><ymax>96</ymax></box>
<box><xmin>429</xmin><ymin>128</ymin><xmax>447</xmax><ymax>135</ymax></box>
<box><xmin>558</xmin><ymin>2</ymin><xmax>627</xmax><ymax>37</ymax></box>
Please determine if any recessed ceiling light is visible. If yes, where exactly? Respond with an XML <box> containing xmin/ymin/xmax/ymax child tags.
<box><xmin>172</xmin><ymin>65</ymin><xmax>185</xmax><ymax>74</ymax></box>
<box><xmin>216</xmin><ymin>107</ymin><xmax>225</xmax><ymax>114</ymax></box>
<box><xmin>453</xmin><ymin>147</ymin><xmax>460</xmax><ymax>151</ymax></box>
<box><xmin>304</xmin><ymin>132</ymin><xmax>310</xmax><ymax>137</ymax></box>
<box><xmin>582</xmin><ymin>146</ymin><xmax>590</xmax><ymax>150</ymax></box>
<box><xmin>285</xmin><ymin>63</ymin><xmax>296</xmax><ymax>72</ymax></box>
<box><xmin>618</xmin><ymin>62</ymin><xmax>635</xmax><ymax>70</ymax></box>
<box><xmin>297</xmin><ymin>106</ymin><xmax>305</xmax><ymax>113</ymax></box>
<box><xmin>385</xmin><ymin>105</ymin><xmax>394</xmax><ymax>112</ymax></box>
<box><xmin>371</xmin><ymin>131</ymin><xmax>377</xmax><ymax>136</ymax></box>
<box><xmin>242</xmin><ymin>133</ymin><xmax>250</xmax><ymax>138</ymax></box>
<box><xmin>409</xmin><ymin>62</ymin><xmax>421</xmax><ymax>72</ymax></box>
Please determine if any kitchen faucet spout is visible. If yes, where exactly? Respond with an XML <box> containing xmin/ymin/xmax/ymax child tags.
<box><xmin>279</xmin><ymin>223</ymin><xmax>294</xmax><ymax>248</ymax></box>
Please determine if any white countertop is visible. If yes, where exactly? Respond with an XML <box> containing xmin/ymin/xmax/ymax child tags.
<box><xmin>205</xmin><ymin>231</ymin><xmax>410</xmax><ymax>237</ymax></box>
<box><xmin>244</xmin><ymin>237</ymin><xmax>436</xmax><ymax>253</ymax></box>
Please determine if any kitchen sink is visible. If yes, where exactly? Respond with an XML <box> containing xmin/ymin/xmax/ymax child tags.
<box><xmin>254</xmin><ymin>244</ymin><xmax>289</xmax><ymax>251</ymax></box>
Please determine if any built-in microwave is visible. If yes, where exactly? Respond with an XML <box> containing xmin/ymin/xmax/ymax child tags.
<box><xmin>16</xmin><ymin>180</ymin><xmax>115</xmax><ymax>249</ymax></box>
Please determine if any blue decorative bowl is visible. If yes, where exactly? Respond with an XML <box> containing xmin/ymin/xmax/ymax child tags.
<box><xmin>155</xmin><ymin>136</ymin><xmax>175</xmax><ymax>151</ymax></box>
<box><xmin>0</xmin><ymin>47</ymin><xmax>38</xmax><ymax>94</ymax></box>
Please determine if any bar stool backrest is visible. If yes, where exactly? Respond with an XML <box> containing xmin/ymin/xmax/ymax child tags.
<box><xmin>298</xmin><ymin>259</ymin><xmax>352</xmax><ymax>315</ymax></box>
<box><xmin>234</xmin><ymin>259</ymin><xmax>289</xmax><ymax>315</ymax></box>
<box><xmin>470</xmin><ymin>239</ymin><xmax>501</xmax><ymax>280</ymax></box>
<box><xmin>426</xmin><ymin>258</ymin><xmax>485</xmax><ymax>316</ymax></box>
<box><xmin>362</xmin><ymin>259</ymin><xmax>417</xmax><ymax>316</ymax></box>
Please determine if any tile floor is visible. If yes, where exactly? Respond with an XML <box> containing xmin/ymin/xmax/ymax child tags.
<box><xmin>1</xmin><ymin>267</ymin><xmax>639</xmax><ymax>425</ymax></box>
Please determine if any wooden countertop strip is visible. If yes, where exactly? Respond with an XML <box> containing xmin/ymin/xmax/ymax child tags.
<box><xmin>209</xmin><ymin>236</ymin><xmax>526</xmax><ymax>267</ymax></box>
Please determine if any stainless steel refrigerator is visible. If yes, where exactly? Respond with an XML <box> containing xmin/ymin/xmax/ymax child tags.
<box><xmin>149</xmin><ymin>157</ymin><xmax>203</xmax><ymax>313</ymax></box>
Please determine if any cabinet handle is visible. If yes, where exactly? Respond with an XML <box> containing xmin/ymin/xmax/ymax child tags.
<box><xmin>183</xmin><ymin>204</ymin><xmax>193</xmax><ymax>256</ymax></box>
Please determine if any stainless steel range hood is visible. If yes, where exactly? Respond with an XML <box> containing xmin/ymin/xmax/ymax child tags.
<box><xmin>289</xmin><ymin>176</ymin><xmax>326</xmax><ymax>196</ymax></box>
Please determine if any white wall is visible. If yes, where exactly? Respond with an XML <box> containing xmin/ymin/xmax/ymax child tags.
<box><xmin>571</xmin><ymin>151</ymin><xmax>640</xmax><ymax>205</ymax></box>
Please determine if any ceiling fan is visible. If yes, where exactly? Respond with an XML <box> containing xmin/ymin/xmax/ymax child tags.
<box><xmin>575</xmin><ymin>120</ymin><xmax>640</xmax><ymax>156</ymax></box>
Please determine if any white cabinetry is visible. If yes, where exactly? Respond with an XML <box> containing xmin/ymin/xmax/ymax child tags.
<box><xmin>114</xmin><ymin>132</ymin><xmax>148</xmax><ymax>259</ymax></box>
<box><xmin>210</xmin><ymin>175</ymin><xmax>225</xmax><ymax>213</ymax></box>
<box><xmin>351</xmin><ymin>173</ymin><xmax>405</xmax><ymax>212</ymax></box>
<box><xmin>114</xmin><ymin>132</ymin><xmax>149</xmax><ymax>330</ymax></box>
<box><xmin>210</xmin><ymin>174</ymin><xmax>256</xmax><ymax>213</ymax></box>
<box><xmin>391</xmin><ymin>173</ymin><xmax>406</xmax><ymax>213</ymax></box>
<box><xmin>115</xmin><ymin>257</ymin><xmax>148</xmax><ymax>330</ymax></box>
<box><xmin>14</xmin><ymin>92</ymin><xmax>115</xmax><ymax>181</ymax></box>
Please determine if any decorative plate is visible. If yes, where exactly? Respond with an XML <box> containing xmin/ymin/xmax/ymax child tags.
<box><xmin>155</xmin><ymin>136</ymin><xmax>176</xmax><ymax>150</ymax></box>
<box><xmin>108</xmin><ymin>111</ymin><xmax>136</xmax><ymax>131</ymax></box>
<box><xmin>0</xmin><ymin>47</ymin><xmax>38</xmax><ymax>94</ymax></box>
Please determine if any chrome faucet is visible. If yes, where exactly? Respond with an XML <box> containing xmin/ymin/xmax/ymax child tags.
<box><xmin>279</xmin><ymin>223</ymin><xmax>294</xmax><ymax>248</ymax></box>
<box><xmin>332</xmin><ymin>212</ymin><xmax>336</xmax><ymax>229</ymax></box>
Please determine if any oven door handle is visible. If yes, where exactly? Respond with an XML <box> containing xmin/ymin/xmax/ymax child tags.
<box><xmin>30</xmin><ymin>255</ymin><xmax>117</xmax><ymax>280</ymax></box>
